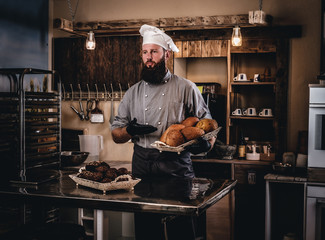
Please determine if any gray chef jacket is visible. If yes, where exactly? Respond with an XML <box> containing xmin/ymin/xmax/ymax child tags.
<box><xmin>111</xmin><ymin>70</ymin><xmax>211</xmax><ymax>148</ymax></box>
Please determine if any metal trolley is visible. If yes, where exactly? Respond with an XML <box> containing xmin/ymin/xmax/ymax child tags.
<box><xmin>0</xmin><ymin>68</ymin><xmax>61</xmax><ymax>185</ymax></box>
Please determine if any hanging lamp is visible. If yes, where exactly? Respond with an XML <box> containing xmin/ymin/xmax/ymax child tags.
<box><xmin>86</xmin><ymin>31</ymin><xmax>96</xmax><ymax>50</ymax></box>
<box><xmin>231</xmin><ymin>26</ymin><xmax>242</xmax><ymax>46</ymax></box>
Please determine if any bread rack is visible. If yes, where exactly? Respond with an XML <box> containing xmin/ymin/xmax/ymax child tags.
<box><xmin>0</xmin><ymin>68</ymin><xmax>62</xmax><ymax>185</ymax></box>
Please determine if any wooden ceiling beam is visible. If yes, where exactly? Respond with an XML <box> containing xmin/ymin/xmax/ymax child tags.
<box><xmin>54</xmin><ymin>14</ymin><xmax>272</xmax><ymax>37</ymax></box>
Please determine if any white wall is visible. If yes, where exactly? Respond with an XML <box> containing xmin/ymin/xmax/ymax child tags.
<box><xmin>51</xmin><ymin>0</ymin><xmax>321</xmax><ymax>157</ymax></box>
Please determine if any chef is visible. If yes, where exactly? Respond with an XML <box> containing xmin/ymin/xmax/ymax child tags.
<box><xmin>111</xmin><ymin>24</ymin><xmax>216</xmax><ymax>239</ymax></box>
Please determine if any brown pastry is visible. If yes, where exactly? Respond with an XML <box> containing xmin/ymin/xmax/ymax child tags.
<box><xmin>95</xmin><ymin>165</ymin><xmax>110</xmax><ymax>173</ymax></box>
<box><xmin>181</xmin><ymin>117</ymin><xmax>199</xmax><ymax>127</ymax></box>
<box><xmin>117</xmin><ymin>167</ymin><xmax>129</xmax><ymax>176</ymax></box>
<box><xmin>196</xmin><ymin>119</ymin><xmax>218</xmax><ymax>133</ymax></box>
<box><xmin>116</xmin><ymin>177</ymin><xmax>129</xmax><ymax>182</ymax></box>
<box><xmin>78</xmin><ymin>170</ymin><xmax>103</xmax><ymax>182</ymax></box>
<box><xmin>166</xmin><ymin>129</ymin><xmax>185</xmax><ymax>147</ymax></box>
<box><xmin>181</xmin><ymin>126</ymin><xmax>205</xmax><ymax>141</ymax></box>
<box><xmin>101</xmin><ymin>177</ymin><xmax>112</xmax><ymax>183</ymax></box>
<box><xmin>105</xmin><ymin>168</ymin><xmax>118</xmax><ymax>180</ymax></box>
<box><xmin>85</xmin><ymin>161</ymin><xmax>110</xmax><ymax>172</ymax></box>
<box><xmin>160</xmin><ymin>124</ymin><xmax>185</xmax><ymax>143</ymax></box>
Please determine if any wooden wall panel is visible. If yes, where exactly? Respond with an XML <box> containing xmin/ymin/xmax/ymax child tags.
<box><xmin>54</xmin><ymin>36</ymin><xmax>142</xmax><ymax>92</ymax></box>
<box><xmin>202</xmin><ymin>40</ymin><xmax>228</xmax><ymax>57</ymax></box>
<box><xmin>187</xmin><ymin>41</ymin><xmax>202</xmax><ymax>57</ymax></box>
<box><xmin>174</xmin><ymin>41</ymin><xmax>183</xmax><ymax>58</ymax></box>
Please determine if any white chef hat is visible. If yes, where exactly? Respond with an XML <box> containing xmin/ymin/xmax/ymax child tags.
<box><xmin>139</xmin><ymin>24</ymin><xmax>179</xmax><ymax>53</ymax></box>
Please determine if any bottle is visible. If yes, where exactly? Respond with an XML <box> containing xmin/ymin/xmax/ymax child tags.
<box><xmin>238</xmin><ymin>131</ymin><xmax>246</xmax><ymax>160</ymax></box>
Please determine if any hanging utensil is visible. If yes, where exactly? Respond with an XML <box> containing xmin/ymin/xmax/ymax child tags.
<box><xmin>71</xmin><ymin>105</ymin><xmax>84</xmax><ymax>120</ymax></box>
<box><xmin>90</xmin><ymin>84</ymin><xmax>104</xmax><ymax>123</ymax></box>
<box><xmin>85</xmin><ymin>84</ymin><xmax>92</xmax><ymax>121</ymax></box>
<box><xmin>109</xmin><ymin>83</ymin><xmax>114</xmax><ymax>124</ymax></box>
<box><xmin>90</xmin><ymin>99</ymin><xmax>104</xmax><ymax>123</ymax></box>
<box><xmin>86</xmin><ymin>99</ymin><xmax>94</xmax><ymax>121</ymax></box>
<box><xmin>78</xmin><ymin>84</ymin><xmax>85</xmax><ymax>120</ymax></box>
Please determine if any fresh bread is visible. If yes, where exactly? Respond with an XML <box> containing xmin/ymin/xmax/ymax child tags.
<box><xmin>165</xmin><ymin>129</ymin><xmax>185</xmax><ymax>147</ymax></box>
<box><xmin>181</xmin><ymin>117</ymin><xmax>199</xmax><ymax>127</ymax></box>
<box><xmin>196</xmin><ymin>119</ymin><xmax>218</xmax><ymax>133</ymax></box>
<box><xmin>181</xmin><ymin>127</ymin><xmax>205</xmax><ymax>141</ymax></box>
<box><xmin>160</xmin><ymin>124</ymin><xmax>185</xmax><ymax>143</ymax></box>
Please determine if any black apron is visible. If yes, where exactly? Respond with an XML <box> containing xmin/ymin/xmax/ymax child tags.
<box><xmin>132</xmin><ymin>144</ymin><xmax>195</xmax><ymax>179</ymax></box>
<box><xmin>133</xmin><ymin>167</ymin><xmax>198</xmax><ymax>240</ymax></box>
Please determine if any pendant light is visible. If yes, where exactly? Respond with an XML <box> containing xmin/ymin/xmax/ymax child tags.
<box><xmin>232</xmin><ymin>26</ymin><xmax>242</xmax><ymax>46</ymax></box>
<box><xmin>86</xmin><ymin>31</ymin><xmax>96</xmax><ymax>50</ymax></box>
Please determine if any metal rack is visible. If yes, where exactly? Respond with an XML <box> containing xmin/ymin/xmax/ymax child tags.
<box><xmin>0</xmin><ymin>68</ymin><xmax>62</xmax><ymax>185</ymax></box>
<box><xmin>61</xmin><ymin>83</ymin><xmax>125</xmax><ymax>101</ymax></box>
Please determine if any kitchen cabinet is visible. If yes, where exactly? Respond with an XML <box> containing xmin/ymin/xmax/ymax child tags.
<box><xmin>226</xmin><ymin>39</ymin><xmax>289</xmax><ymax>159</ymax></box>
<box><xmin>192</xmin><ymin>159</ymin><xmax>272</xmax><ymax>240</ymax></box>
<box><xmin>265</xmin><ymin>174</ymin><xmax>307</xmax><ymax>240</ymax></box>
<box><xmin>174</xmin><ymin>40</ymin><xmax>228</xmax><ymax>58</ymax></box>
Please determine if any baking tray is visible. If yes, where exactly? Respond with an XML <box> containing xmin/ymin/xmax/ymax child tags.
<box><xmin>69</xmin><ymin>174</ymin><xmax>141</xmax><ymax>195</ymax></box>
<box><xmin>151</xmin><ymin>127</ymin><xmax>222</xmax><ymax>154</ymax></box>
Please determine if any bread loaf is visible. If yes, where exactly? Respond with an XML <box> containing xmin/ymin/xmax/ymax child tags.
<box><xmin>181</xmin><ymin>127</ymin><xmax>205</xmax><ymax>141</ymax></box>
<box><xmin>181</xmin><ymin>117</ymin><xmax>199</xmax><ymax>127</ymax></box>
<box><xmin>160</xmin><ymin>124</ymin><xmax>185</xmax><ymax>143</ymax></box>
<box><xmin>165</xmin><ymin>129</ymin><xmax>185</xmax><ymax>147</ymax></box>
<box><xmin>196</xmin><ymin>119</ymin><xmax>218</xmax><ymax>133</ymax></box>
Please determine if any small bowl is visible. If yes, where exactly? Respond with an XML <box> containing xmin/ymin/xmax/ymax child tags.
<box><xmin>246</xmin><ymin>152</ymin><xmax>260</xmax><ymax>161</ymax></box>
<box><xmin>272</xmin><ymin>162</ymin><xmax>294</xmax><ymax>174</ymax></box>
<box><xmin>214</xmin><ymin>143</ymin><xmax>237</xmax><ymax>160</ymax></box>
<box><xmin>61</xmin><ymin>151</ymin><xmax>89</xmax><ymax>166</ymax></box>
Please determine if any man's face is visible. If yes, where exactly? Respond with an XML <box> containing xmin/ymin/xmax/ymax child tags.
<box><xmin>141</xmin><ymin>44</ymin><xmax>169</xmax><ymax>68</ymax></box>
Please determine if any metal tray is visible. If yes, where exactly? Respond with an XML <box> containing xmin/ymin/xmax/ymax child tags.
<box><xmin>151</xmin><ymin>127</ymin><xmax>222</xmax><ymax>154</ymax></box>
<box><xmin>69</xmin><ymin>174</ymin><xmax>141</xmax><ymax>195</ymax></box>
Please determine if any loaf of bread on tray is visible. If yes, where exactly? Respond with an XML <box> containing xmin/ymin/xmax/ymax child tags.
<box><xmin>159</xmin><ymin>117</ymin><xmax>218</xmax><ymax>147</ymax></box>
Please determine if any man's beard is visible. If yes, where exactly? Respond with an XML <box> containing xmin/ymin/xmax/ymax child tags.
<box><xmin>141</xmin><ymin>58</ymin><xmax>167</xmax><ymax>84</ymax></box>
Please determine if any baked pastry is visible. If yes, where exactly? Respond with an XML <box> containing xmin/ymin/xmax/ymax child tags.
<box><xmin>101</xmin><ymin>177</ymin><xmax>113</xmax><ymax>183</ymax></box>
<box><xmin>105</xmin><ymin>168</ymin><xmax>118</xmax><ymax>180</ymax></box>
<box><xmin>95</xmin><ymin>165</ymin><xmax>110</xmax><ymax>172</ymax></box>
<box><xmin>181</xmin><ymin>117</ymin><xmax>199</xmax><ymax>127</ymax></box>
<box><xmin>117</xmin><ymin>167</ymin><xmax>128</xmax><ymax>176</ymax></box>
<box><xmin>78</xmin><ymin>170</ymin><xmax>103</xmax><ymax>182</ymax></box>
<box><xmin>196</xmin><ymin>119</ymin><xmax>218</xmax><ymax>133</ymax></box>
<box><xmin>166</xmin><ymin>129</ymin><xmax>185</xmax><ymax>147</ymax></box>
<box><xmin>181</xmin><ymin>126</ymin><xmax>205</xmax><ymax>141</ymax></box>
<box><xmin>85</xmin><ymin>161</ymin><xmax>110</xmax><ymax>172</ymax></box>
<box><xmin>160</xmin><ymin>124</ymin><xmax>185</xmax><ymax>143</ymax></box>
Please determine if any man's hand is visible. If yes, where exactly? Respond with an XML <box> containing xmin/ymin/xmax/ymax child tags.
<box><xmin>187</xmin><ymin>137</ymin><xmax>211</xmax><ymax>155</ymax></box>
<box><xmin>126</xmin><ymin>118</ymin><xmax>157</xmax><ymax>136</ymax></box>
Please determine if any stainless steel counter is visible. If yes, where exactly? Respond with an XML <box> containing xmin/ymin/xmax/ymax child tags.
<box><xmin>0</xmin><ymin>170</ymin><xmax>236</xmax><ymax>216</ymax></box>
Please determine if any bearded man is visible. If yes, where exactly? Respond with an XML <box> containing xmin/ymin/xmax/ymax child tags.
<box><xmin>111</xmin><ymin>24</ymin><xmax>215</xmax><ymax>240</ymax></box>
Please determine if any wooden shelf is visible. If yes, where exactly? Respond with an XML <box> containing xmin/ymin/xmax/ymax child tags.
<box><xmin>192</xmin><ymin>158</ymin><xmax>275</xmax><ymax>165</ymax></box>
<box><xmin>231</xmin><ymin>81</ymin><xmax>276</xmax><ymax>86</ymax></box>
<box><xmin>230</xmin><ymin>116</ymin><xmax>274</xmax><ymax>120</ymax></box>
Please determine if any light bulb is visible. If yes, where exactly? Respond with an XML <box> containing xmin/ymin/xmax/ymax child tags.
<box><xmin>232</xmin><ymin>26</ymin><xmax>242</xmax><ymax>47</ymax></box>
<box><xmin>86</xmin><ymin>31</ymin><xmax>96</xmax><ymax>50</ymax></box>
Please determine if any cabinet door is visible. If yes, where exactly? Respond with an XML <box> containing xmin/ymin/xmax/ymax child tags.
<box><xmin>233</xmin><ymin>164</ymin><xmax>271</xmax><ymax>240</ymax></box>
